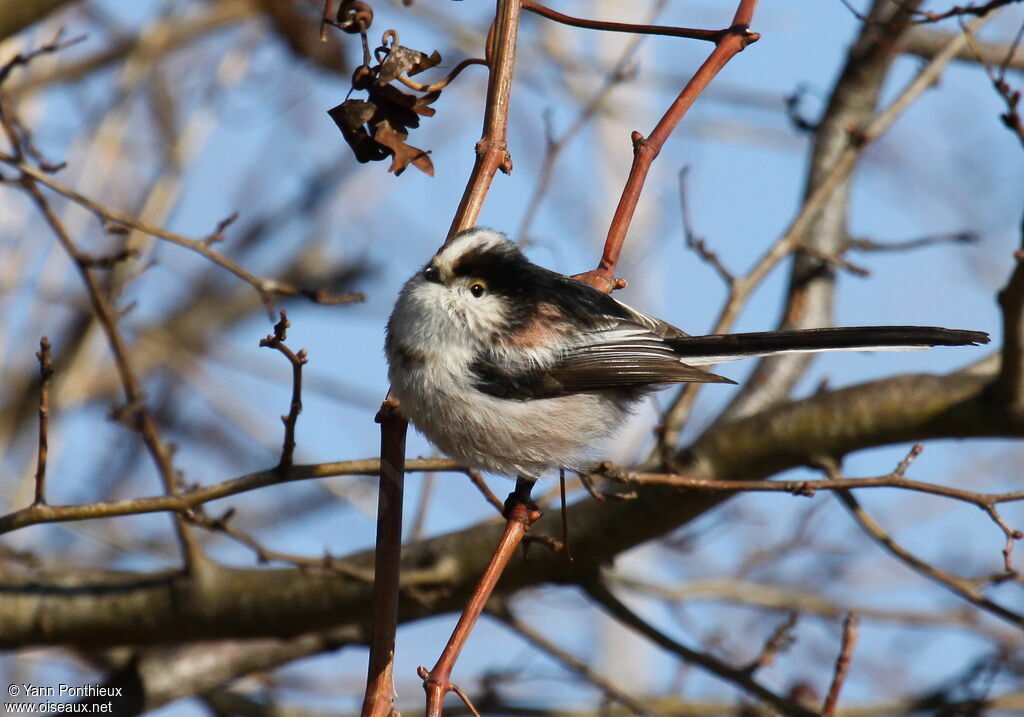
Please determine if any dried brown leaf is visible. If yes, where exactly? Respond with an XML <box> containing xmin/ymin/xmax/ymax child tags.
<box><xmin>327</xmin><ymin>100</ymin><xmax>388</xmax><ymax>163</ymax></box>
<box><xmin>377</xmin><ymin>46</ymin><xmax>441</xmax><ymax>84</ymax></box>
<box><xmin>373</xmin><ymin>121</ymin><xmax>433</xmax><ymax>176</ymax></box>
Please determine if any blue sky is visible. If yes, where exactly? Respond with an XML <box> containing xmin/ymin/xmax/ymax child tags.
<box><xmin>2</xmin><ymin>0</ymin><xmax>1023</xmax><ymax>712</ymax></box>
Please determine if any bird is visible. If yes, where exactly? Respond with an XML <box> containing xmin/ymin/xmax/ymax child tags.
<box><xmin>385</xmin><ymin>227</ymin><xmax>989</xmax><ymax>486</ymax></box>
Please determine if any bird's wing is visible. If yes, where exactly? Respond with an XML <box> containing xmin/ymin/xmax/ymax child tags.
<box><xmin>547</xmin><ymin>325</ymin><xmax>734</xmax><ymax>392</ymax></box>
<box><xmin>469</xmin><ymin>285</ymin><xmax>731</xmax><ymax>400</ymax></box>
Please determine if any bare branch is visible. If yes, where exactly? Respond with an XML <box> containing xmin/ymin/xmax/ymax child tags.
<box><xmin>33</xmin><ymin>337</ymin><xmax>53</xmax><ymax>506</ymax></box>
<box><xmin>0</xmin><ymin>153</ymin><xmax>364</xmax><ymax>309</ymax></box>
<box><xmin>573</xmin><ymin>2</ymin><xmax>761</xmax><ymax>292</ymax></box>
<box><xmin>259</xmin><ymin>311</ymin><xmax>308</xmax><ymax>472</ymax></box>
<box><xmin>0</xmin><ymin>29</ymin><xmax>85</xmax><ymax>86</ymax></box>
<box><xmin>4</xmin><ymin>140</ymin><xmax>204</xmax><ymax>569</ymax></box>
<box><xmin>836</xmin><ymin>490</ymin><xmax>1023</xmax><ymax>629</ymax></box>
<box><xmin>521</xmin><ymin>1</ymin><xmax>721</xmax><ymax>43</ymax></box>
<box><xmin>821</xmin><ymin>614</ymin><xmax>859</xmax><ymax>717</ymax></box>
<box><xmin>489</xmin><ymin>602</ymin><xmax>667</xmax><ymax>717</ymax></box>
<box><xmin>362</xmin><ymin>399</ymin><xmax>408</xmax><ymax>717</ymax></box>
<box><xmin>848</xmin><ymin>230</ymin><xmax>978</xmax><ymax>253</ymax></box>
<box><xmin>716</xmin><ymin>8</ymin><xmax>999</xmax><ymax>424</ymax></box>
<box><xmin>583</xmin><ymin>579</ymin><xmax>817</xmax><ymax>717</ymax></box>
<box><xmin>0</xmin><ymin>457</ymin><xmax>460</xmax><ymax>535</ymax></box>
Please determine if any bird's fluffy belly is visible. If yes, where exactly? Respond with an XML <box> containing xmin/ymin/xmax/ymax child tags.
<box><xmin>391</xmin><ymin>359</ymin><xmax>622</xmax><ymax>478</ymax></box>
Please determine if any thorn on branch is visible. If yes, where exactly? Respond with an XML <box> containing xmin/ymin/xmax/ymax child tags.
<box><xmin>894</xmin><ymin>443</ymin><xmax>924</xmax><ymax>477</ymax></box>
<box><xmin>791</xmin><ymin>482</ymin><xmax>816</xmax><ymax>498</ymax></box>
<box><xmin>203</xmin><ymin>211</ymin><xmax>239</xmax><ymax>246</ymax></box>
<box><xmin>980</xmin><ymin>503</ymin><xmax>1022</xmax><ymax>574</ymax></box>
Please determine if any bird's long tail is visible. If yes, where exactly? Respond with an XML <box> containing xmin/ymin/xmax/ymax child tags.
<box><xmin>668</xmin><ymin>326</ymin><xmax>989</xmax><ymax>366</ymax></box>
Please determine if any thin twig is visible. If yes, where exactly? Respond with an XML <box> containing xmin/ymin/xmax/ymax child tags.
<box><xmin>836</xmin><ymin>490</ymin><xmax>1024</xmax><ymax>630</ymax></box>
<box><xmin>962</xmin><ymin>22</ymin><xmax>1024</xmax><ymax>148</ymax></box>
<box><xmin>559</xmin><ymin>467</ymin><xmax>572</xmax><ymax>562</ymax></box>
<box><xmin>521</xmin><ymin>1</ymin><xmax>721</xmax><ymax>42</ymax></box>
<box><xmin>678</xmin><ymin>167</ymin><xmax>734</xmax><ymax>284</ymax></box>
<box><xmin>259</xmin><ymin>311</ymin><xmax>308</xmax><ymax>472</ymax></box>
<box><xmin>848</xmin><ymin>230</ymin><xmax>978</xmax><ymax>253</ymax></box>
<box><xmin>0</xmin><ymin>29</ymin><xmax>86</xmax><ymax>87</ymax></box>
<box><xmin>839</xmin><ymin>0</ymin><xmax>1017</xmax><ymax>25</ymax></box>
<box><xmin>33</xmin><ymin>337</ymin><xmax>54</xmax><ymax>507</ymax></box>
<box><xmin>573</xmin><ymin>1</ymin><xmax>761</xmax><ymax>292</ymax></box>
<box><xmin>489</xmin><ymin>602</ymin><xmax>666</xmax><ymax>716</ymax></box>
<box><xmin>409</xmin><ymin>469</ymin><xmax>438</xmax><ymax>541</ymax></box>
<box><xmin>466</xmin><ymin>469</ymin><xmax>505</xmax><ymax>515</ymax></box>
<box><xmin>594</xmin><ymin>463</ymin><xmax>1024</xmax><ymax>509</ymax></box>
<box><xmin>746</xmin><ymin>612</ymin><xmax>798</xmax><ymax>672</ymax></box>
<box><xmin>0</xmin><ymin>153</ymin><xmax>364</xmax><ymax>310</ymax></box>
<box><xmin>7</xmin><ymin>150</ymin><xmax>204</xmax><ymax>570</ymax></box>
<box><xmin>657</xmin><ymin>12</ymin><xmax>998</xmax><ymax>448</ymax></box>
<box><xmin>583</xmin><ymin>578</ymin><xmax>817</xmax><ymax>717</ymax></box>
<box><xmin>515</xmin><ymin>1</ymin><xmax>667</xmax><ymax>244</ymax></box>
<box><xmin>0</xmin><ymin>457</ymin><xmax>460</xmax><ymax>535</ymax></box>
<box><xmin>821</xmin><ymin>614</ymin><xmax>859</xmax><ymax>717</ymax></box>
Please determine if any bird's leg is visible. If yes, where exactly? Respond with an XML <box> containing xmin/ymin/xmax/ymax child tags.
<box><xmin>420</xmin><ymin>477</ymin><xmax>542</xmax><ymax>717</ymax></box>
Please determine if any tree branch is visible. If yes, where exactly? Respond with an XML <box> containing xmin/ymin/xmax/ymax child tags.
<box><xmin>0</xmin><ymin>367</ymin><xmax>1018</xmax><ymax>648</ymax></box>
<box><xmin>573</xmin><ymin>1</ymin><xmax>761</xmax><ymax>292</ymax></box>
<box><xmin>582</xmin><ymin>579</ymin><xmax>816</xmax><ymax>717</ymax></box>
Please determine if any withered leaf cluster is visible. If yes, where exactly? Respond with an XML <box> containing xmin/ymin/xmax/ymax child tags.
<box><xmin>328</xmin><ymin>45</ymin><xmax>442</xmax><ymax>176</ymax></box>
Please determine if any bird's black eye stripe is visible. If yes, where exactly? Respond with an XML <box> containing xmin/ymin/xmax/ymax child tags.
<box><xmin>423</xmin><ymin>265</ymin><xmax>441</xmax><ymax>283</ymax></box>
<box><xmin>470</xmin><ymin>282</ymin><xmax>485</xmax><ymax>298</ymax></box>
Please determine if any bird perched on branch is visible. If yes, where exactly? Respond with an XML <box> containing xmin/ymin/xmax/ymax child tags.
<box><xmin>386</xmin><ymin>228</ymin><xmax>988</xmax><ymax>486</ymax></box>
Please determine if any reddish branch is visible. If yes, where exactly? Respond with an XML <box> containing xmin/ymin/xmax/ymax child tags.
<box><xmin>361</xmin><ymin>399</ymin><xmax>408</xmax><ymax>717</ymax></box>
<box><xmin>573</xmin><ymin>0</ymin><xmax>761</xmax><ymax>292</ymax></box>
<box><xmin>521</xmin><ymin>1</ymin><xmax>720</xmax><ymax>43</ymax></box>
<box><xmin>420</xmin><ymin>496</ymin><xmax>541</xmax><ymax>717</ymax></box>
<box><xmin>822</xmin><ymin>614</ymin><xmax>859</xmax><ymax>717</ymax></box>
<box><xmin>367</xmin><ymin>0</ymin><xmax>528</xmax><ymax>713</ymax></box>
<box><xmin>446</xmin><ymin>0</ymin><xmax>523</xmax><ymax>237</ymax></box>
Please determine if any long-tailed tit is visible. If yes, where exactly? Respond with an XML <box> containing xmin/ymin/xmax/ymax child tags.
<box><xmin>385</xmin><ymin>228</ymin><xmax>989</xmax><ymax>481</ymax></box>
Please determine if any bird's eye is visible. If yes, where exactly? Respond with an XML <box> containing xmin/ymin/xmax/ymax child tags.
<box><xmin>423</xmin><ymin>266</ymin><xmax>441</xmax><ymax>283</ymax></box>
<box><xmin>469</xmin><ymin>282</ymin><xmax>486</xmax><ymax>298</ymax></box>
